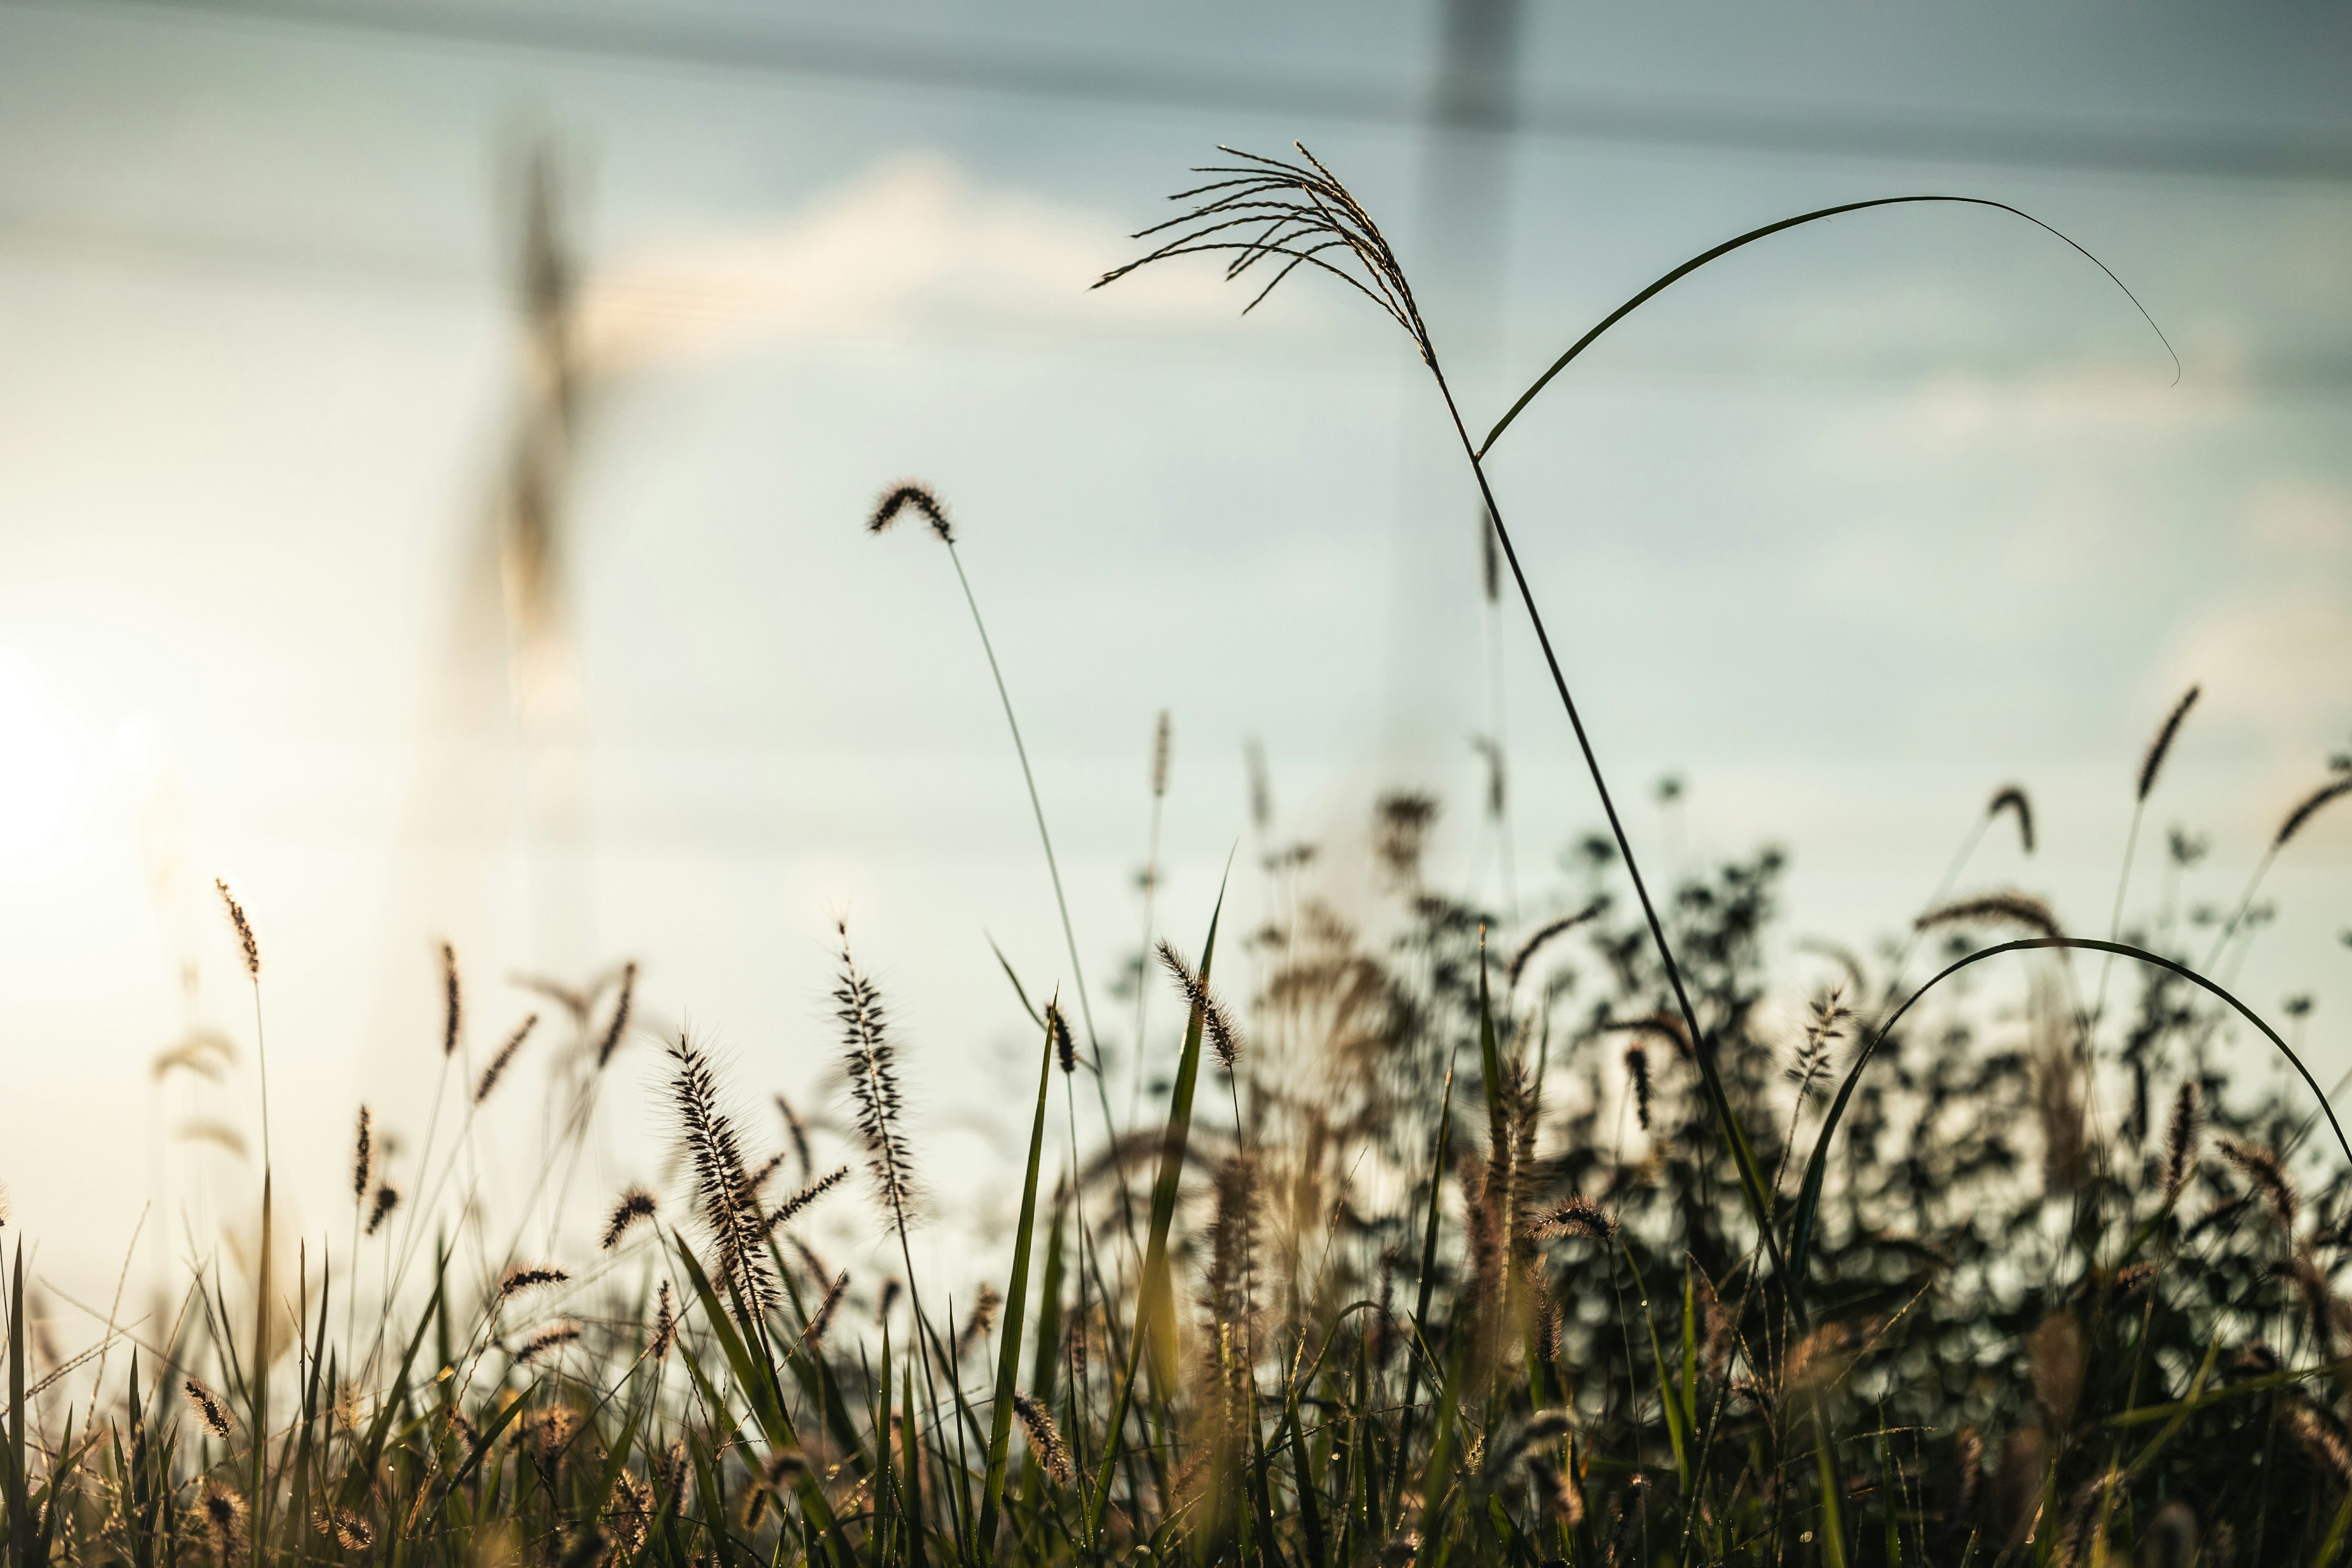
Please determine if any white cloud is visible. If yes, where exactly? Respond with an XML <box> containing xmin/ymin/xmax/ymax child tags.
<box><xmin>571</xmin><ymin>154</ymin><xmax>1243</xmax><ymax>372</ymax></box>
<box><xmin>2162</xmin><ymin>589</ymin><xmax>2352</xmax><ymax>752</ymax></box>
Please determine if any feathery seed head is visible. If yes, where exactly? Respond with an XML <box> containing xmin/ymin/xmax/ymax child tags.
<box><xmin>184</xmin><ymin>1377</ymin><xmax>232</xmax><ymax>1439</ymax></box>
<box><xmin>1046</xmin><ymin>998</ymin><xmax>1076</xmax><ymax>1075</ymax></box>
<box><xmin>1988</xmin><ymin>785</ymin><xmax>2035</xmax><ymax>854</ymax></box>
<box><xmin>764</xmin><ymin>1164</ymin><xmax>850</xmax><ymax>1237</ymax></box>
<box><xmin>2278</xmin><ymin>776</ymin><xmax>2352</xmax><ymax>850</ymax></box>
<box><xmin>2218</xmin><ymin>1136</ymin><xmax>2298</xmax><ymax>1229</ymax></box>
<box><xmin>1623</xmin><ymin>1042</ymin><xmax>1651</xmax><ymax>1132</ymax></box>
<box><xmin>1151</xmin><ymin>710</ymin><xmax>1172</xmax><ymax>799</ymax></box>
<box><xmin>201</xmin><ymin>1481</ymin><xmax>247</xmax><ymax>1559</ymax></box>
<box><xmin>366</xmin><ymin>1183</ymin><xmax>401</xmax><ymax>1237</ymax></box>
<box><xmin>516</xmin><ymin>1324</ymin><xmax>582</xmax><ymax>1365</ymax></box>
<box><xmin>1013</xmin><ymin>1393</ymin><xmax>1074</xmax><ymax>1485</ymax></box>
<box><xmin>499</xmin><ymin>1265</ymin><xmax>569</xmax><ymax>1300</ymax></box>
<box><xmin>869</xmin><ymin>481</ymin><xmax>952</xmax><ymax>544</ymax></box>
<box><xmin>214</xmin><ymin>879</ymin><xmax>259</xmax><ymax>979</ymax></box>
<box><xmin>1507</xmin><ymin>903</ymin><xmax>1602</xmax><ymax>991</ymax></box>
<box><xmin>601</xmin><ymin>1186</ymin><xmax>657</xmax><ymax>1250</ymax></box>
<box><xmin>665</xmin><ymin>1032</ymin><xmax>782</xmax><ymax>1312</ymax></box>
<box><xmin>474</xmin><ymin>1013</ymin><xmax>539</xmax><ymax>1104</ymax></box>
<box><xmin>595</xmin><ymin>960</ymin><xmax>638</xmax><ymax>1069</ymax></box>
<box><xmin>1527</xmin><ymin>1196</ymin><xmax>1617</xmax><ymax>1243</ymax></box>
<box><xmin>439</xmin><ymin>941</ymin><xmax>461</xmax><ymax>1056</ymax></box>
<box><xmin>1099</xmin><ymin>144</ymin><xmax>1434</xmax><ymax>368</ymax></box>
<box><xmin>351</xmin><ymin>1106</ymin><xmax>372</xmax><ymax>1202</ymax></box>
<box><xmin>648</xmin><ymin>1281</ymin><xmax>677</xmax><ymax>1360</ymax></box>
<box><xmin>835</xmin><ymin>925</ymin><xmax>921</xmax><ymax>1236</ymax></box>
<box><xmin>2163</xmin><ymin>1082</ymin><xmax>2199</xmax><ymax>1205</ymax></box>
<box><xmin>2139</xmin><ymin>686</ymin><xmax>2200</xmax><ymax>803</ymax></box>
<box><xmin>1917</xmin><ymin>890</ymin><xmax>2063</xmax><ymax>941</ymax></box>
<box><xmin>1158</xmin><ymin>940</ymin><xmax>1243</xmax><ymax>1070</ymax></box>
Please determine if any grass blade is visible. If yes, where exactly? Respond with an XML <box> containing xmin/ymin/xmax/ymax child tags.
<box><xmin>979</xmin><ymin>1003</ymin><xmax>1058</xmax><ymax>1551</ymax></box>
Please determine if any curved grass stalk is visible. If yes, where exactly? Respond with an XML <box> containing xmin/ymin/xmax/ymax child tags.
<box><xmin>1787</xmin><ymin>934</ymin><xmax>2352</xmax><ymax>1298</ymax></box>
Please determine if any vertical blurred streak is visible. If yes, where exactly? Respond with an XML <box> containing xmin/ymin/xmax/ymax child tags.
<box><xmin>497</xmin><ymin>137</ymin><xmax>597</xmax><ymax>984</ymax></box>
<box><xmin>1382</xmin><ymin>0</ymin><xmax>1521</xmax><ymax>888</ymax></box>
<box><xmin>362</xmin><ymin>131</ymin><xmax>600</xmax><ymax>1157</ymax></box>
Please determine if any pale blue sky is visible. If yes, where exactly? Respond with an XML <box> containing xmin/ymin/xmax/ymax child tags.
<box><xmin>1</xmin><ymin>0</ymin><xmax>2347</xmax><ymax>1302</ymax></box>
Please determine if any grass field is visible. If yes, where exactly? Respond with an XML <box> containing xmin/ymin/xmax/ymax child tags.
<box><xmin>4</xmin><ymin>144</ymin><xmax>2350</xmax><ymax>1568</ymax></box>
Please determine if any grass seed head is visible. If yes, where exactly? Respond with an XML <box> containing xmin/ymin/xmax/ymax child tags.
<box><xmin>214</xmin><ymin>879</ymin><xmax>259</xmax><ymax>980</ymax></box>
<box><xmin>869</xmin><ymin>481</ymin><xmax>952</xmax><ymax>543</ymax></box>
<box><xmin>2138</xmin><ymin>685</ymin><xmax>2200</xmax><ymax>803</ymax></box>
<box><xmin>601</xmin><ymin>1186</ymin><xmax>657</xmax><ymax>1250</ymax></box>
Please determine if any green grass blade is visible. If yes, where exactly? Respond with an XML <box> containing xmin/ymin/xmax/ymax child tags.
<box><xmin>1476</xmin><ymin>197</ymin><xmax>2173</xmax><ymax>459</ymax></box>
<box><xmin>979</xmin><ymin>1006</ymin><xmax>1058</xmax><ymax>1551</ymax></box>
<box><xmin>1084</xmin><ymin>878</ymin><xmax>1227</xmax><ymax>1547</ymax></box>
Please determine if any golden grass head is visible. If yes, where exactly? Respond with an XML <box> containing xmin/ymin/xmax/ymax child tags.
<box><xmin>183</xmin><ymin>1376</ymin><xmax>232</xmax><ymax>1439</ymax></box>
<box><xmin>314</xmin><ymin>1507</ymin><xmax>374</xmax><ymax>1551</ymax></box>
<box><xmin>214</xmin><ymin>878</ymin><xmax>258</xmax><ymax>980</ymax></box>
<box><xmin>200</xmin><ymin>1480</ymin><xmax>247</xmax><ymax>1559</ymax></box>
<box><xmin>1013</xmin><ymin>1393</ymin><xmax>1074</xmax><ymax>1485</ymax></box>
<box><xmin>1158</xmin><ymin>940</ymin><xmax>1243</xmax><ymax>1071</ymax></box>
<box><xmin>869</xmin><ymin>481</ymin><xmax>953</xmax><ymax>544</ymax></box>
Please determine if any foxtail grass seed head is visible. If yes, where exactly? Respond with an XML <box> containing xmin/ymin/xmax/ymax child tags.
<box><xmin>666</xmin><ymin>1032</ymin><xmax>781</xmax><ymax>1311</ymax></box>
<box><xmin>474</xmin><ymin>1012</ymin><xmax>539</xmax><ymax>1104</ymax></box>
<box><xmin>648</xmin><ymin>1281</ymin><xmax>677</xmax><ymax>1360</ymax></box>
<box><xmin>869</xmin><ymin>481</ymin><xmax>952</xmax><ymax>543</ymax></box>
<box><xmin>1507</xmin><ymin>904</ymin><xmax>1601</xmax><ymax>990</ymax></box>
<box><xmin>2277</xmin><ymin>775</ymin><xmax>2352</xmax><ymax>850</ymax></box>
<box><xmin>351</xmin><ymin>1106</ymin><xmax>372</xmax><ymax>1202</ymax></box>
<box><xmin>214</xmin><ymin>879</ymin><xmax>258</xmax><ymax>979</ymax></box>
<box><xmin>2164</xmin><ymin>1082</ymin><xmax>2199</xmax><ymax>1204</ymax></box>
<box><xmin>1046</xmin><ymin>998</ymin><xmax>1076</xmax><ymax>1074</ymax></box>
<box><xmin>1246</xmin><ymin>738</ymin><xmax>1272</xmax><ymax>835</ymax></box>
<box><xmin>2139</xmin><ymin>685</ymin><xmax>2200</xmax><ymax>803</ymax></box>
<box><xmin>315</xmin><ymin>1507</ymin><xmax>374</xmax><ymax>1550</ymax></box>
<box><xmin>804</xmin><ymin>1270</ymin><xmax>849</xmax><ymax>1346</ymax></box>
<box><xmin>439</xmin><ymin>941</ymin><xmax>461</xmax><ymax>1057</ymax></box>
<box><xmin>366</xmin><ymin>1183</ymin><xmax>401</xmax><ymax>1237</ymax></box>
<box><xmin>515</xmin><ymin>1323</ymin><xmax>582</xmax><ymax>1365</ymax></box>
<box><xmin>202</xmin><ymin>1480</ymin><xmax>248</xmax><ymax>1559</ymax></box>
<box><xmin>1528</xmin><ymin>1196</ymin><xmax>1617</xmax><ymax>1243</ymax></box>
<box><xmin>1623</xmin><ymin>1042</ymin><xmax>1651</xmax><ymax>1131</ymax></box>
<box><xmin>2218</xmin><ymin>1137</ymin><xmax>2298</xmax><ymax>1229</ymax></box>
<box><xmin>1916</xmin><ymin>890</ymin><xmax>2063</xmax><ymax>940</ymax></box>
<box><xmin>595</xmin><ymin>960</ymin><xmax>638</xmax><ymax>1069</ymax></box>
<box><xmin>836</xmin><ymin>924</ymin><xmax>921</xmax><ymax>1235</ymax></box>
<box><xmin>1152</xmin><ymin>709</ymin><xmax>1172</xmax><ymax>800</ymax></box>
<box><xmin>184</xmin><ymin>1376</ymin><xmax>232</xmax><ymax>1439</ymax></box>
<box><xmin>499</xmin><ymin>1265</ymin><xmax>569</xmax><ymax>1300</ymax></box>
<box><xmin>1013</xmin><ymin>1393</ymin><xmax>1074</xmax><ymax>1485</ymax></box>
<box><xmin>1158</xmin><ymin>940</ymin><xmax>1243</xmax><ymax>1069</ymax></box>
<box><xmin>601</xmin><ymin>1187</ymin><xmax>657</xmax><ymax>1250</ymax></box>
<box><xmin>774</xmin><ymin>1093</ymin><xmax>812</xmax><ymax>1178</ymax></box>
<box><xmin>764</xmin><ymin>1164</ymin><xmax>849</xmax><ymax>1237</ymax></box>
<box><xmin>1528</xmin><ymin>1456</ymin><xmax>1581</xmax><ymax>1526</ymax></box>
<box><xmin>761</xmin><ymin>1449</ymin><xmax>810</xmax><ymax>1491</ymax></box>
<box><xmin>1988</xmin><ymin>784</ymin><xmax>2035</xmax><ymax>854</ymax></box>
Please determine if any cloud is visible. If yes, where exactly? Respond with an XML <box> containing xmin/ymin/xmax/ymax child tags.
<box><xmin>571</xmin><ymin>154</ymin><xmax>1242</xmax><ymax>372</ymax></box>
<box><xmin>2162</xmin><ymin>589</ymin><xmax>2352</xmax><ymax>752</ymax></box>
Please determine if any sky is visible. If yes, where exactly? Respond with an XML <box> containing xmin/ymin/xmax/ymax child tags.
<box><xmin>0</xmin><ymin>0</ymin><xmax>2348</xmax><ymax>1313</ymax></box>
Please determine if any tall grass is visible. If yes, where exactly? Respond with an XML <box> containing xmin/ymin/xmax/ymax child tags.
<box><xmin>4</xmin><ymin>146</ymin><xmax>2346</xmax><ymax>1568</ymax></box>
